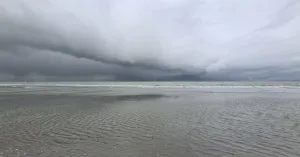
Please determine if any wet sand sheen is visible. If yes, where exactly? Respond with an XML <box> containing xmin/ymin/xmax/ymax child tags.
<box><xmin>1</xmin><ymin>86</ymin><xmax>300</xmax><ymax>157</ymax></box>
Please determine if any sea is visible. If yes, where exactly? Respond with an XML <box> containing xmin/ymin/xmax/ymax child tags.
<box><xmin>0</xmin><ymin>82</ymin><xmax>300</xmax><ymax>157</ymax></box>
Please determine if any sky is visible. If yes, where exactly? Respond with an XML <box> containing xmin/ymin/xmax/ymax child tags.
<box><xmin>0</xmin><ymin>0</ymin><xmax>300</xmax><ymax>81</ymax></box>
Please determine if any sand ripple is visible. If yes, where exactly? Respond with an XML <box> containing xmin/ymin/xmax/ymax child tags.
<box><xmin>1</xmin><ymin>87</ymin><xmax>300</xmax><ymax>157</ymax></box>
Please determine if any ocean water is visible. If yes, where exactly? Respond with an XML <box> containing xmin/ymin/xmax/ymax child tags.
<box><xmin>1</xmin><ymin>82</ymin><xmax>300</xmax><ymax>157</ymax></box>
<box><xmin>1</xmin><ymin>81</ymin><xmax>300</xmax><ymax>88</ymax></box>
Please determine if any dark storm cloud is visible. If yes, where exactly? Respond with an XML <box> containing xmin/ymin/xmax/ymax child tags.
<box><xmin>0</xmin><ymin>0</ymin><xmax>300</xmax><ymax>81</ymax></box>
<box><xmin>0</xmin><ymin>48</ymin><xmax>182</xmax><ymax>81</ymax></box>
<box><xmin>0</xmin><ymin>7</ymin><xmax>179</xmax><ymax>72</ymax></box>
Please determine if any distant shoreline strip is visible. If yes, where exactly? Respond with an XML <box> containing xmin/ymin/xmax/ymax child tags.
<box><xmin>0</xmin><ymin>83</ymin><xmax>299</xmax><ymax>88</ymax></box>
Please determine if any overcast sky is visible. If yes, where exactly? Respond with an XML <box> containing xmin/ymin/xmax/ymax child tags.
<box><xmin>0</xmin><ymin>0</ymin><xmax>299</xmax><ymax>81</ymax></box>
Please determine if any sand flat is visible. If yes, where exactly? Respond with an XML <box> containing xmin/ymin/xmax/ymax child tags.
<box><xmin>1</xmin><ymin>83</ymin><xmax>300</xmax><ymax>157</ymax></box>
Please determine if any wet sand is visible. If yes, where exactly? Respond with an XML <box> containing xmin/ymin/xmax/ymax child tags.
<box><xmin>1</xmin><ymin>85</ymin><xmax>300</xmax><ymax>157</ymax></box>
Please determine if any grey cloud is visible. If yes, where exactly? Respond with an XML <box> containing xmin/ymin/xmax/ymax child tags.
<box><xmin>0</xmin><ymin>0</ymin><xmax>300</xmax><ymax>81</ymax></box>
<box><xmin>0</xmin><ymin>8</ymin><xmax>177</xmax><ymax>72</ymax></box>
<box><xmin>259</xmin><ymin>0</ymin><xmax>300</xmax><ymax>30</ymax></box>
<box><xmin>0</xmin><ymin>48</ymin><xmax>181</xmax><ymax>81</ymax></box>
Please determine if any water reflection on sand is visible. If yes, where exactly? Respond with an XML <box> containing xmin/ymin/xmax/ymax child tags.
<box><xmin>1</xmin><ymin>85</ymin><xmax>300</xmax><ymax>157</ymax></box>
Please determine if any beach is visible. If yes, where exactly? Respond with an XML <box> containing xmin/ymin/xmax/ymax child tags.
<box><xmin>1</xmin><ymin>82</ymin><xmax>300</xmax><ymax>157</ymax></box>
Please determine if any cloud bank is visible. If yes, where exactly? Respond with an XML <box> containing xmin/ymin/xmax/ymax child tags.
<box><xmin>0</xmin><ymin>0</ymin><xmax>299</xmax><ymax>81</ymax></box>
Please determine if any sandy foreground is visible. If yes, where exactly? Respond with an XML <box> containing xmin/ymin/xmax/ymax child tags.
<box><xmin>1</xmin><ymin>85</ymin><xmax>300</xmax><ymax>157</ymax></box>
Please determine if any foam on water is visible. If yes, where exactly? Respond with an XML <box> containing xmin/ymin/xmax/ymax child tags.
<box><xmin>0</xmin><ymin>82</ymin><xmax>299</xmax><ymax>89</ymax></box>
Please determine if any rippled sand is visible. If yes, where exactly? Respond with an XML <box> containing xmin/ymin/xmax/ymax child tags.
<box><xmin>1</xmin><ymin>86</ymin><xmax>300</xmax><ymax>157</ymax></box>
